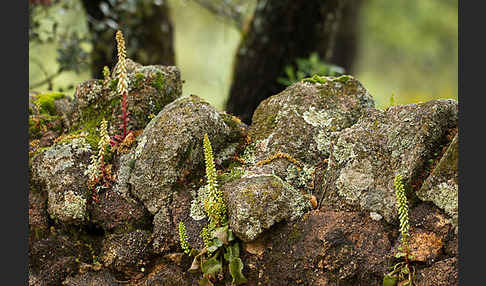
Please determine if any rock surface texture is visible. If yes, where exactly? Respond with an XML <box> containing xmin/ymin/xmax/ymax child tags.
<box><xmin>28</xmin><ymin>72</ymin><xmax>459</xmax><ymax>286</ymax></box>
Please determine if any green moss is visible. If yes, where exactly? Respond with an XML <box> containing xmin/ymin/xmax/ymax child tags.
<box><xmin>33</xmin><ymin>92</ymin><xmax>66</xmax><ymax>115</ymax></box>
<box><xmin>109</xmin><ymin>78</ymin><xmax>119</xmax><ymax>91</ymax></box>
<box><xmin>151</xmin><ymin>72</ymin><xmax>165</xmax><ymax>91</ymax></box>
<box><xmin>218</xmin><ymin>167</ymin><xmax>245</xmax><ymax>185</ymax></box>
<box><xmin>134</xmin><ymin>72</ymin><xmax>145</xmax><ymax>89</ymax></box>
<box><xmin>334</xmin><ymin>75</ymin><xmax>352</xmax><ymax>83</ymax></box>
<box><xmin>301</xmin><ymin>74</ymin><xmax>328</xmax><ymax>84</ymax></box>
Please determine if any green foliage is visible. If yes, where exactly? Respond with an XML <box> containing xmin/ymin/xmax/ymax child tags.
<box><xmin>395</xmin><ymin>174</ymin><xmax>409</xmax><ymax>246</ymax></box>
<box><xmin>151</xmin><ymin>72</ymin><xmax>165</xmax><ymax>91</ymax></box>
<box><xmin>179</xmin><ymin>134</ymin><xmax>246</xmax><ymax>285</ymax></box>
<box><xmin>179</xmin><ymin>221</ymin><xmax>191</xmax><ymax>255</ymax></box>
<box><xmin>383</xmin><ymin>174</ymin><xmax>415</xmax><ymax>286</ymax></box>
<box><xmin>277</xmin><ymin>52</ymin><xmax>344</xmax><ymax>86</ymax></box>
<box><xmin>134</xmin><ymin>72</ymin><xmax>145</xmax><ymax>89</ymax></box>
<box><xmin>33</xmin><ymin>92</ymin><xmax>66</xmax><ymax>115</ymax></box>
<box><xmin>109</xmin><ymin>78</ymin><xmax>119</xmax><ymax>91</ymax></box>
<box><xmin>301</xmin><ymin>74</ymin><xmax>329</xmax><ymax>85</ymax></box>
<box><xmin>203</xmin><ymin>134</ymin><xmax>227</xmax><ymax>230</ymax></box>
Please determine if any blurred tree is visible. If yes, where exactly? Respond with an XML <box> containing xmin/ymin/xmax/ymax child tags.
<box><xmin>225</xmin><ymin>0</ymin><xmax>362</xmax><ymax>124</ymax></box>
<box><xmin>80</xmin><ymin>0</ymin><xmax>175</xmax><ymax>78</ymax></box>
<box><xmin>29</xmin><ymin>0</ymin><xmax>91</xmax><ymax>90</ymax></box>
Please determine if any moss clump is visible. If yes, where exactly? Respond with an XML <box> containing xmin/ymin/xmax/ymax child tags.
<box><xmin>33</xmin><ymin>92</ymin><xmax>66</xmax><ymax>115</ymax></box>
<box><xmin>301</xmin><ymin>74</ymin><xmax>328</xmax><ymax>84</ymax></box>
<box><xmin>218</xmin><ymin>167</ymin><xmax>245</xmax><ymax>186</ymax></box>
<box><xmin>334</xmin><ymin>75</ymin><xmax>352</xmax><ymax>83</ymax></box>
<box><xmin>109</xmin><ymin>78</ymin><xmax>119</xmax><ymax>91</ymax></box>
<box><xmin>134</xmin><ymin>72</ymin><xmax>145</xmax><ymax>89</ymax></box>
<box><xmin>151</xmin><ymin>72</ymin><xmax>164</xmax><ymax>91</ymax></box>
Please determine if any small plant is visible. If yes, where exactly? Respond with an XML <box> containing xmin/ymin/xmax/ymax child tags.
<box><xmin>178</xmin><ymin>134</ymin><xmax>247</xmax><ymax>285</ymax></box>
<box><xmin>179</xmin><ymin>221</ymin><xmax>191</xmax><ymax>255</ymax></box>
<box><xmin>277</xmin><ymin>52</ymin><xmax>344</xmax><ymax>86</ymax></box>
<box><xmin>383</xmin><ymin>174</ymin><xmax>415</xmax><ymax>286</ymax></box>
<box><xmin>110</xmin><ymin>30</ymin><xmax>132</xmax><ymax>146</ymax></box>
<box><xmin>86</xmin><ymin>119</ymin><xmax>114</xmax><ymax>202</ymax></box>
<box><xmin>102</xmin><ymin>66</ymin><xmax>111</xmax><ymax>87</ymax></box>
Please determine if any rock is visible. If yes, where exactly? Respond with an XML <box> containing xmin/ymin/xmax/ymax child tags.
<box><xmin>152</xmin><ymin>182</ymin><xmax>208</xmax><ymax>254</ymax></box>
<box><xmin>129</xmin><ymin>95</ymin><xmax>246</xmax><ymax>215</ymax></box>
<box><xmin>222</xmin><ymin>174</ymin><xmax>312</xmax><ymax>242</ymax></box>
<box><xmin>100</xmin><ymin>230</ymin><xmax>152</xmax><ymax>274</ymax></box>
<box><xmin>62</xmin><ymin>270</ymin><xmax>121</xmax><ymax>286</ymax></box>
<box><xmin>417</xmin><ymin>133</ymin><xmax>458</xmax><ymax>228</ymax></box>
<box><xmin>30</xmin><ymin>139</ymin><xmax>93</xmax><ymax>224</ymax></box>
<box><xmin>137</xmin><ymin>262</ymin><xmax>191</xmax><ymax>286</ymax></box>
<box><xmin>67</xmin><ymin>62</ymin><xmax>183</xmax><ymax>134</ymax></box>
<box><xmin>89</xmin><ymin>188</ymin><xmax>151</xmax><ymax>233</ymax></box>
<box><xmin>415</xmin><ymin>257</ymin><xmax>458</xmax><ymax>286</ymax></box>
<box><xmin>29</xmin><ymin>92</ymin><xmax>68</xmax><ymax>141</ymax></box>
<box><xmin>321</xmin><ymin>100</ymin><xmax>458</xmax><ymax>223</ymax></box>
<box><xmin>29</xmin><ymin>190</ymin><xmax>49</xmax><ymax>242</ymax></box>
<box><xmin>247</xmin><ymin>75</ymin><xmax>374</xmax><ymax>168</ymax></box>
<box><xmin>240</xmin><ymin>209</ymin><xmax>391</xmax><ymax>285</ymax></box>
<box><xmin>29</xmin><ymin>235</ymin><xmax>91</xmax><ymax>286</ymax></box>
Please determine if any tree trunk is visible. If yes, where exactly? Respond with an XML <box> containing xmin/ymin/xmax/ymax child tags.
<box><xmin>225</xmin><ymin>0</ymin><xmax>362</xmax><ymax>124</ymax></box>
<box><xmin>81</xmin><ymin>0</ymin><xmax>175</xmax><ymax>79</ymax></box>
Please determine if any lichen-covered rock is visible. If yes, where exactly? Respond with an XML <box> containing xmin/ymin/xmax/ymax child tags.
<box><xmin>30</xmin><ymin>139</ymin><xmax>93</xmax><ymax>224</ymax></box>
<box><xmin>321</xmin><ymin>100</ymin><xmax>458</xmax><ymax>223</ymax></box>
<box><xmin>240</xmin><ymin>209</ymin><xmax>391</xmax><ymax>285</ymax></box>
<box><xmin>129</xmin><ymin>95</ymin><xmax>246</xmax><ymax>214</ymax></box>
<box><xmin>222</xmin><ymin>174</ymin><xmax>311</xmax><ymax>242</ymax></box>
<box><xmin>417</xmin><ymin>133</ymin><xmax>458</xmax><ymax>228</ymax></box>
<box><xmin>248</xmin><ymin>76</ymin><xmax>374</xmax><ymax>167</ymax></box>
<box><xmin>152</xmin><ymin>182</ymin><xmax>208</xmax><ymax>254</ymax></box>
<box><xmin>100</xmin><ymin>230</ymin><xmax>152</xmax><ymax>274</ymax></box>
<box><xmin>67</xmin><ymin>61</ymin><xmax>182</xmax><ymax>134</ymax></box>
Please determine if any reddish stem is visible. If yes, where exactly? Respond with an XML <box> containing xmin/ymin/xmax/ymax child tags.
<box><xmin>121</xmin><ymin>92</ymin><xmax>129</xmax><ymax>139</ymax></box>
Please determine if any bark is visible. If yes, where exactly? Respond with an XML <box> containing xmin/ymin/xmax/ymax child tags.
<box><xmin>81</xmin><ymin>0</ymin><xmax>175</xmax><ymax>79</ymax></box>
<box><xmin>226</xmin><ymin>0</ymin><xmax>362</xmax><ymax>124</ymax></box>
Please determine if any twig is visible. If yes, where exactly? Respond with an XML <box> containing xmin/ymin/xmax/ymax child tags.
<box><xmin>29</xmin><ymin>68</ymin><xmax>64</xmax><ymax>89</ymax></box>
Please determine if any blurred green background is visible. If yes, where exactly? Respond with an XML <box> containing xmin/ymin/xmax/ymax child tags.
<box><xmin>29</xmin><ymin>0</ymin><xmax>458</xmax><ymax>111</ymax></box>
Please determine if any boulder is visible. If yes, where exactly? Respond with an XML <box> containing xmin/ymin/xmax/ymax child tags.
<box><xmin>320</xmin><ymin>100</ymin><xmax>458</xmax><ymax>223</ymax></box>
<box><xmin>30</xmin><ymin>138</ymin><xmax>93</xmax><ymax>224</ymax></box>
<box><xmin>67</xmin><ymin>61</ymin><xmax>183</xmax><ymax>134</ymax></box>
<box><xmin>128</xmin><ymin>95</ymin><xmax>246</xmax><ymax>215</ymax></box>
<box><xmin>222</xmin><ymin>174</ymin><xmax>311</xmax><ymax>242</ymax></box>
<box><xmin>100</xmin><ymin>230</ymin><xmax>152</xmax><ymax>275</ymax></box>
<box><xmin>248</xmin><ymin>75</ymin><xmax>374</xmax><ymax>168</ymax></box>
<box><xmin>417</xmin><ymin>133</ymin><xmax>458</xmax><ymax>229</ymax></box>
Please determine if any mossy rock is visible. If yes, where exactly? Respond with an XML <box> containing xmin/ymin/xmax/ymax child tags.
<box><xmin>221</xmin><ymin>174</ymin><xmax>311</xmax><ymax>242</ymax></box>
<box><xmin>30</xmin><ymin>138</ymin><xmax>93</xmax><ymax>224</ymax></box>
<box><xmin>321</xmin><ymin>99</ymin><xmax>458</xmax><ymax>223</ymax></box>
<box><xmin>128</xmin><ymin>95</ymin><xmax>246</xmax><ymax>215</ymax></box>
<box><xmin>65</xmin><ymin>61</ymin><xmax>183</xmax><ymax>148</ymax></box>
<box><xmin>247</xmin><ymin>75</ymin><xmax>374</xmax><ymax>179</ymax></box>
<box><xmin>417</xmin><ymin>133</ymin><xmax>458</xmax><ymax>228</ymax></box>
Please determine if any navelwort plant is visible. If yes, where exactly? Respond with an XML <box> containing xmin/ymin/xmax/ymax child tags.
<box><xmin>178</xmin><ymin>133</ymin><xmax>247</xmax><ymax>286</ymax></box>
<box><xmin>86</xmin><ymin>118</ymin><xmax>114</xmax><ymax>202</ymax></box>
<box><xmin>383</xmin><ymin>174</ymin><xmax>415</xmax><ymax>286</ymax></box>
<box><xmin>110</xmin><ymin>30</ymin><xmax>132</xmax><ymax>146</ymax></box>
